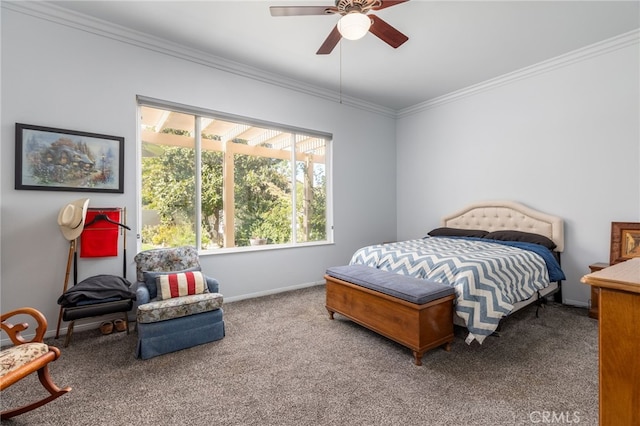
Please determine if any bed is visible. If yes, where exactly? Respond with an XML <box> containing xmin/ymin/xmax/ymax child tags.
<box><xmin>348</xmin><ymin>200</ymin><xmax>566</xmax><ymax>345</ymax></box>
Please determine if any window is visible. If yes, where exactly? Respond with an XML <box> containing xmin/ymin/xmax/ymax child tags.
<box><xmin>138</xmin><ymin>98</ymin><xmax>331</xmax><ymax>251</ymax></box>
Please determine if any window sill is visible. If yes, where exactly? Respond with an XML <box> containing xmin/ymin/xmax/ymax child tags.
<box><xmin>199</xmin><ymin>240</ymin><xmax>334</xmax><ymax>256</ymax></box>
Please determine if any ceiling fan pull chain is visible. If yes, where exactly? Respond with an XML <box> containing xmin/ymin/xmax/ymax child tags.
<box><xmin>339</xmin><ymin>40</ymin><xmax>343</xmax><ymax>104</ymax></box>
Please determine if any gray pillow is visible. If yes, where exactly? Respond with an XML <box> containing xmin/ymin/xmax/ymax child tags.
<box><xmin>427</xmin><ymin>227</ymin><xmax>489</xmax><ymax>238</ymax></box>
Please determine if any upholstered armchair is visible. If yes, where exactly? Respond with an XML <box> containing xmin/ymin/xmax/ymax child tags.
<box><xmin>134</xmin><ymin>246</ymin><xmax>225</xmax><ymax>360</ymax></box>
<box><xmin>1</xmin><ymin>307</ymin><xmax>71</xmax><ymax>419</ymax></box>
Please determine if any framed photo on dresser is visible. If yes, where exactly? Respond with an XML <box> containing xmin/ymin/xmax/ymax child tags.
<box><xmin>610</xmin><ymin>222</ymin><xmax>640</xmax><ymax>264</ymax></box>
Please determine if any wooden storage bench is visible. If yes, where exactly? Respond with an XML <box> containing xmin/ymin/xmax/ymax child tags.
<box><xmin>325</xmin><ymin>265</ymin><xmax>456</xmax><ymax>366</ymax></box>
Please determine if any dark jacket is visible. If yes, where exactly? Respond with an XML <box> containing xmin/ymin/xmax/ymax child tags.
<box><xmin>57</xmin><ymin>274</ymin><xmax>136</xmax><ymax>307</ymax></box>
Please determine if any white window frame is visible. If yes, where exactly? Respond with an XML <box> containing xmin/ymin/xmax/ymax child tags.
<box><xmin>136</xmin><ymin>96</ymin><xmax>334</xmax><ymax>254</ymax></box>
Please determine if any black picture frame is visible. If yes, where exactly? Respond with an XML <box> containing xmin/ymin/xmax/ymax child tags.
<box><xmin>15</xmin><ymin>123</ymin><xmax>124</xmax><ymax>193</ymax></box>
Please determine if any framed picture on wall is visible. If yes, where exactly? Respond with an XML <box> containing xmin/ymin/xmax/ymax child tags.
<box><xmin>610</xmin><ymin>222</ymin><xmax>640</xmax><ymax>265</ymax></box>
<box><xmin>15</xmin><ymin>123</ymin><xmax>124</xmax><ymax>193</ymax></box>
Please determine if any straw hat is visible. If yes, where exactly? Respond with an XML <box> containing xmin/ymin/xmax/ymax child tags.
<box><xmin>57</xmin><ymin>198</ymin><xmax>90</xmax><ymax>241</ymax></box>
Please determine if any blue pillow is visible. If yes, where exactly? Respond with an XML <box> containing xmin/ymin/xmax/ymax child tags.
<box><xmin>142</xmin><ymin>266</ymin><xmax>201</xmax><ymax>300</ymax></box>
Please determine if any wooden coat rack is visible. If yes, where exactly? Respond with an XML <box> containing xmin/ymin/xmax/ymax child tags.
<box><xmin>55</xmin><ymin>207</ymin><xmax>131</xmax><ymax>345</ymax></box>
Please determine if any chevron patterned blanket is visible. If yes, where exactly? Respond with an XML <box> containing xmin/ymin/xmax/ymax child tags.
<box><xmin>349</xmin><ymin>237</ymin><xmax>556</xmax><ymax>344</ymax></box>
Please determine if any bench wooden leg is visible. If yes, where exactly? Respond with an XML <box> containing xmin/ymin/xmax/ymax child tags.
<box><xmin>63</xmin><ymin>320</ymin><xmax>75</xmax><ymax>347</ymax></box>
<box><xmin>326</xmin><ymin>308</ymin><xmax>335</xmax><ymax>320</ymax></box>
<box><xmin>122</xmin><ymin>313</ymin><xmax>130</xmax><ymax>335</ymax></box>
<box><xmin>413</xmin><ymin>351</ymin><xmax>423</xmax><ymax>366</ymax></box>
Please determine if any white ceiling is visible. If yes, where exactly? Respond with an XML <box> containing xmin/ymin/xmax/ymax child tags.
<box><xmin>50</xmin><ymin>0</ymin><xmax>640</xmax><ymax>111</ymax></box>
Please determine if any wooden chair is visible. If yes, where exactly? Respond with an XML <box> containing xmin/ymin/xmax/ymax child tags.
<box><xmin>1</xmin><ymin>307</ymin><xmax>71</xmax><ymax>419</ymax></box>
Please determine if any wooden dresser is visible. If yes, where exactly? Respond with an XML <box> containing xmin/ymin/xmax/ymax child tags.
<box><xmin>581</xmin><ymin>258</ymin><xmax>640</xmax><ymax>426</ymax></box>
<box><xmin>587</xmin><ymin>262</ymin><xmax>609</xmax><ymax>319</ymax></box>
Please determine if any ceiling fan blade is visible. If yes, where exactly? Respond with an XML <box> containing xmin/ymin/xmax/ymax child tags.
<box><xmin>372</xmin><ymin>0</ymin><xmax>410</xmax><ymax>11</ymax></box>
<box><xmin>270</xmin><ymin>6</ymin><xmax>337</xmax><ymax>17</ymax></box>
<box><xmin>317</xmin><ymin>25</ymin><xmax>342</xmax><ymax>55</ymax></box>
<box><xmin>368</xmin><ymin>14</ymin><xmax>409</xmax><ymax>49</ymax></box>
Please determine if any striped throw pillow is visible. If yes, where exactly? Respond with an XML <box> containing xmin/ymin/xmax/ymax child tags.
<box><xmin>156</xmin><ymin>271</ymin><xmax>207</xmax><ymax>300</ymax></box>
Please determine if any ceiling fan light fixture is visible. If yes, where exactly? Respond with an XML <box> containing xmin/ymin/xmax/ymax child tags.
<box><xmin>337</xmin><ymin>12</ymin><xmax>371</xmax><ymax>40</ymax></box>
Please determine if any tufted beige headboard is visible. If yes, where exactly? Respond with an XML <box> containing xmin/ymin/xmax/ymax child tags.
<box><xmin>441</xmin><ymin>200</ymin><xmax>564</xmax><ymax>252</ymax></box>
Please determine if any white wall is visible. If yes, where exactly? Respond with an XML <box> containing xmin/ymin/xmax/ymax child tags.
<box><xmin>0</xmin><ymin>6</ymin><xmax>397</xmax><ymax>335</ymax></box>
<box><xmin>396</xmin><ymin>35</ymin><xmax>640</xmax><ymax>307</ymax></box>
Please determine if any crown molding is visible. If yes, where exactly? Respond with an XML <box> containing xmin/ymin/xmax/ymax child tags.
<box><xmin>5</xmin><ymin>1</ymin><xmax>637</xmax><ymax>120</ymax></box>
<box><xmin>397</xmin><ymin>28</ymin><xmax>640</xmax><ymax>118</ymax></box>
<box><xmin>2</xmin><ymin>1</ymin><xmax>397</xmax><ymax>118</ymax></box>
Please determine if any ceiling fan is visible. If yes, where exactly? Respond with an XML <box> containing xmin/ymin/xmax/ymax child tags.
<box><xmin>270</xmin><ymin>0</ymin><xmax>409</xmax><ymax>55</ymax></box>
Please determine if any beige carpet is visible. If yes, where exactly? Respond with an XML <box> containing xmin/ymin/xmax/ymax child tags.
<box><xmin>1</xmin><ymin>285</ymin><xmax>599</xmax><ymax>425</ymax></box>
